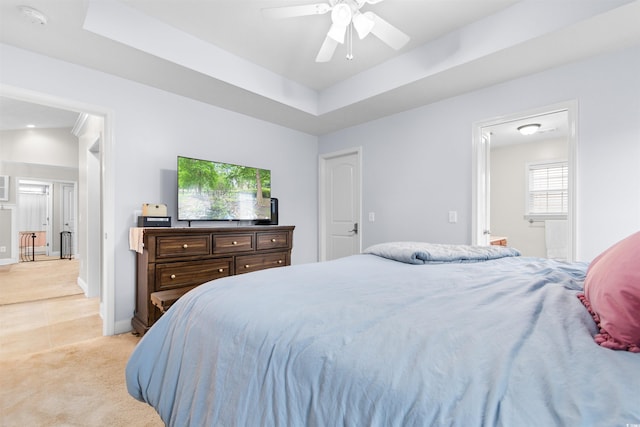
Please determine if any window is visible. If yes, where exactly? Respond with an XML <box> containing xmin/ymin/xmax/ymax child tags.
<box><xmin>0</xmin><ymin>176</ymin><xmax>8</xmax><ymax>201</ymax></box>
<box><xmin>526</xmin><ymin>161</ymin><xmax>568</xmax><ymax>219</ymax></box>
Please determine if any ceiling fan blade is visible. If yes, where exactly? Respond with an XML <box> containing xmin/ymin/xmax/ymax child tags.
<box><xmin>356</xmin><ymin>0</ymin><xmax>383</xmax><ymax>6</ymax></box>
<box><xmin>364</xmin><ymin>11</ymin><xmax>410</xmax><ymax>50</ymax></box>
<box><xmin>316</xmin><ymin>36</ymin><xmax>339</xmax><ymax>62</ymax></box>
<box><xmin>262</xmin><ymin>3</ymin><xmax>331</xmax><ymax>19</ymax></box>
<box><xmin>327</xmin><ymin>23</ymin><xmax>348</xmax><ymax>43</ymax></box>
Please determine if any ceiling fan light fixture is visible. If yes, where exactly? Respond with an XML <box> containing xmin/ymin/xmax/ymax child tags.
<box><xmin>331</xmin><ymin>3</ymin><xmax>352</xmax><ymax>26</ymax></box>
<box><xmin>353</xmin><ymin>11</ymin><xmax>374</xmax><ymax>39</ymax></box>
<box><xmin>517</xmin><ymin>123</ymin><xmax>541</xmax><ymax>135</ymax></box>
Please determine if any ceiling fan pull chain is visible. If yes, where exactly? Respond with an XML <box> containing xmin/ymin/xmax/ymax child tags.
<box><xmin>346</xmin><ymin>24</ymin><xmax>354</xmax><ymax>60</ymax></box>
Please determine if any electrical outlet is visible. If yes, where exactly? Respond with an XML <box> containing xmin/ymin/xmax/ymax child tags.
<box><xmin>448</xmin><ymin>211</ymin><xmax>458</xmax><ymax>223</ymax></box>
<box><xmin>0</xmin><ymin>246</ymin><xmax>6</xmax><ymax>253</ymax></box>
<box><xmin>368</xmin><ymin>212</ymin><xmax>375</xmax><ymax>222</ymax></box>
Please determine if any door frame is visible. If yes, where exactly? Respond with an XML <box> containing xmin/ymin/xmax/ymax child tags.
<box><xmin>1</xmin><ymin>84</ymin><xmax>116</xmax><ymax>335</ymax></box>
<box><xmin>318</xmin><ymin>147</ymin><xmax>363</xmax><ymax>262</ymax></box>
<box><xmin>472</xmin><ymin>100</ymin><xmax>578</xmax><ymax>261</ymax></box>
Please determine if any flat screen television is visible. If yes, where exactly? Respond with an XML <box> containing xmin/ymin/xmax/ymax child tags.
<box><xmin>177</xmin><ymin>156</ymin><xmax>271</xmax><ymax>221</ymax></box>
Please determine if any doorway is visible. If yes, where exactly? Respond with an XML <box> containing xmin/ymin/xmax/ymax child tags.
<box><xmin>17</xmin><ymin>179</ymin><xmax>52</xmax><ymax>259</ymax></box>
<box><xmin>472</xmin><ymin>102</ymin><xmax>577</xmax><ymax>261</ymax></box>
<box><xmin>319</xmin><ymin>148</ymin><xmax>362</xmax><ymax>261</ymax></box>
<box><xmin>0</xmin><ymin>87</ymin><xmax>114</xmax><ymax>335</ymax></box>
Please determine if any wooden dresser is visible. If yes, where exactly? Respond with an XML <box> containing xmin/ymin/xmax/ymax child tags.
<box><xmin>131</xmin><ymin>225</ymin><xmax>294</xmax><ymax>335</ymax></box>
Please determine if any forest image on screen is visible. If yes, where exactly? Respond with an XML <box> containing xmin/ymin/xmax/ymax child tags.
<box><xmin>178</xmin><ymin>157</ymin><xmax>271</xmax><ymax>220</ymax></box>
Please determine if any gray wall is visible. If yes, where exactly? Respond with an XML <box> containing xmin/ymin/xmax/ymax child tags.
<box><xmin>319</xmin><ymin>45</ymin><xmax>640</xmax><ymax>262</ymax></box>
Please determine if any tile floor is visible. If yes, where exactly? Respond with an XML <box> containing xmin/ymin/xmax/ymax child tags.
<box><xmin>0</xmin><ymin>294</ymin><xmax>102</xmax><ymax>360</ymax></box>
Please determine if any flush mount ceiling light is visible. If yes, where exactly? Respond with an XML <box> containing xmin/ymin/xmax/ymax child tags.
<box><xmin>18</xmin><ymin>5</ymin><xmax>48</xmax><ymax>25</ymax></box>
<box><xmin>517</xmin><ymin>123</ymin><xmax>541</xmax><ymax>136</ymax></box>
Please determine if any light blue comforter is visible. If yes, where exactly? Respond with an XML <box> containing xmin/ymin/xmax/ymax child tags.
<box><xmin>126</xmin><ymin>254</ymin><xmax>640</xmax><ymax>426</ymax></box>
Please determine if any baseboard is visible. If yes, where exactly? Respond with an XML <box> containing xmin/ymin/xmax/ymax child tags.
<box><xmin>0</xmin><ymin>257</ymin><xmax>18</xmax><ymax>266</ymax></box>
<box><xmin>114</xmin><ymin>318</ymin><xmax>134</xmax><ymax>335</ymax></box>
<box><xmin>77</xmin><ymin>276</ymin><xmax>89</xmax><ymax>295</ymax></box>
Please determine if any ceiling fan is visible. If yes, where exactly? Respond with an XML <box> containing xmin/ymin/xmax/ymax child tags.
<box><xmin>262</xmin><ymin>0</ymin><xmax>410</xmax><ymax>62</ymax></box>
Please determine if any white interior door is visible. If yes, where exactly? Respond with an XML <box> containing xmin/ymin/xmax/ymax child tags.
<box><xmin>320</xmin><ymin>149</ymin><xmax>361</xmax><ymax>261</ymax></box>
<box><xmin>61</xmin><ymin>183</ymin><xmax>76</xmax><ymax>233</ymax></box>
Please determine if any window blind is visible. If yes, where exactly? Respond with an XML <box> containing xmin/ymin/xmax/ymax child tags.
<box><xmin>528</xmin><ymin>162</ymin><xmax>568</xmax><ymax>215</ymax></box>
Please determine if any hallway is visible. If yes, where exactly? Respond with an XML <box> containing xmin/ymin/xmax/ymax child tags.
<box><xmin>0</xmin><ymin>258</ymin><xmax>101</xmax><ymax>360</ymax></box>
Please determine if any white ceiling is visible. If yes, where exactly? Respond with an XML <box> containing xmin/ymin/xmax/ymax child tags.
<box><xmin>0</xmin><ymin>0</ymin><xmax>639</xmax><ymax>135</ymax></box>
<box><xmin>0</xmin><ymin>97</ymin><xmax>80</xmax><ymax>131</ymax></box>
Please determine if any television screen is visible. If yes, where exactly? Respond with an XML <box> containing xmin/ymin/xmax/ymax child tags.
<box><xmin>177</xmin><ymin>156</ymin><xmax>271</xmax><ymax>221</ymax></box>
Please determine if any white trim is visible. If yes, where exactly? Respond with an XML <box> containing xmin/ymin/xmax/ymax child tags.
<box><xmin>0</xmin><ymin>175</ymin><xmax>9</xmax><ymax>201</ymax></box>
<box><xmin>318</xmin><ymin>147</ymin><xmax>363</xmax><ymax>262</ymax></box>
<box><xmin>471</xmin><ymin>130</ymin><xmax>490</xmax><ymax>246</ymax></box>
<box><xmin>77</xmin><ymin>276</ymin><xmax>89</xmax><ymax>295</ymax></box>
<box><xmin>0</xmin><ymin>204</ymin><xmax>18</xmax><ymax>264</ymax></box>
<box><xmin>472</xmin><ymin>100</ymin><xmax>577</xmax><ymax>261</ymax></box>
<box><xmin>101</xmin><ymin>113</ymin><xmax>116</xmax><ymax>335</ymax></box>
<box><xmin>0</xmin><ymin>84</ymin><xmax>116</xmax><ymax>335</ymax></box>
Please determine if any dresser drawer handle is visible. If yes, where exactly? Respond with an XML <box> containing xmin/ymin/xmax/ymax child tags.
<box><xmin>244</xmin><ymin>264</ymin><xmax>250</xmax><ymax>269</ymax></box>
<box><xmin>170</xmin><ymin>274</ymin><xmax>176</xmax><ymax>279</ymax></box>
<box><xmin>182</xmin><ymin>244</ymin><xmax>188</xmax><ymax>249</ymax></box>
<box><xmin>271</xmin><ymin>238</ymin><xmax>277</xmax><ymax>242</ymax></box>
<box><xmin>232</xmin><ymin>241</ymin><xmax>238</xmax><ymax>245</ymax></box>
<box><xmin>218</xmin><ymin>268</ymin><xmax>224</xmax><ymax>273</ymax></box>
<box><xmin>277</xmin><ymin>260</ymin><xmax>283</xmax><ymax>264</ymax></box>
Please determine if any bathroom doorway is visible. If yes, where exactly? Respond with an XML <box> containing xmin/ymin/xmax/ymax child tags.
<box><xmin>473</xmin><ymin>102</ymin><xmax>577</xmax><ymax>261</ymax></box>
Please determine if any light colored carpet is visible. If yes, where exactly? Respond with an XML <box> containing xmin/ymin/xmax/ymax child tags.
<box><xmin>0</xmin><ymin>259</ymin><xmax>82</xmax><ymax>305</ymax></box>
<box><xmin>0</xmin><ymin>333</ymin><xmax>164</xmax><ymax>427</ymax></box>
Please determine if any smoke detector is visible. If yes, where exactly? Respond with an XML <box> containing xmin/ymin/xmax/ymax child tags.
<box><xmin>18</xmin><ymin>5</ymin><xmax>48</xmax><ymax>25</ymax></box>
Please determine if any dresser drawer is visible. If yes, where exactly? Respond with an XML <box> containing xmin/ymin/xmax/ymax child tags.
<box><xmin>235</xmin><ymin>252</ymin><xmax>288</xmax><ymax>275</ymax></box>
<box><xmin>213</xmin><ymin>234</ymin><xmax>254</xmax><ymax>253</ymax></box>
<box><xmin>156</xmin><ymin>235</ymin><xmax>210</xmax><ymax>258</ymax></box>
<box><xmin>156</xmin><ymin>258</ymin><xmax>232</xmax><ymax>290</ymax></box>
<box><xmin>256</xmin><ymin>231</ymin><xmax>290</xmax><ymax>250</ymax></box>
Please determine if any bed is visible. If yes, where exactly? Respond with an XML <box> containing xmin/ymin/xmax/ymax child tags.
<box><xmin>126</xmin><ymin>241</ymin><xmax>640</xmax><ymax>426</ymax></box>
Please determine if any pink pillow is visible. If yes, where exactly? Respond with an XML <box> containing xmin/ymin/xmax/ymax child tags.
<box><xmin>579</xmin><ymin>231</ymin><xmax>640</xmax><ymax>352</ymax></box>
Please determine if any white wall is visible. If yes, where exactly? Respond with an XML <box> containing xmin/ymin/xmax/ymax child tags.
<box><xmin>0</xmin><ymin>44</ymin><xmax>319</xmax><ymax>333</ymax></box>
<box><xmin>0</xmin><ymin>127</ymin><xmax>79</xmax><ymax>168</ymax></box>
<box><xmin>319</xmin><ymin>45</ymin><xmax>640</xmax><ymax>262</ymax></box>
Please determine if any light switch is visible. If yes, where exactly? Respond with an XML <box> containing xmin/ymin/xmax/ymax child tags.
<box><xmin>448</xmin><ymin>211</ymin><xmax>457</xmax><ymax>223</ymax></box>
<box><xmin>368</xmin><ymin>212</ymin><xmax>375</xmax><ymax>222</ymax></box>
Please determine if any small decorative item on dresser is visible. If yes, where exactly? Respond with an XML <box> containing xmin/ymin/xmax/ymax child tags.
<box><xmin>137</xmin><ymin>216</ymin><xmax>171</xmax><ymax>227</ymax></box>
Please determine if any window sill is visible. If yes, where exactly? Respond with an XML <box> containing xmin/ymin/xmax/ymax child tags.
<box><xmin>524</xmin><ymin>214</ymin><xmax>567</xmax><ymax>224</ymax></box>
